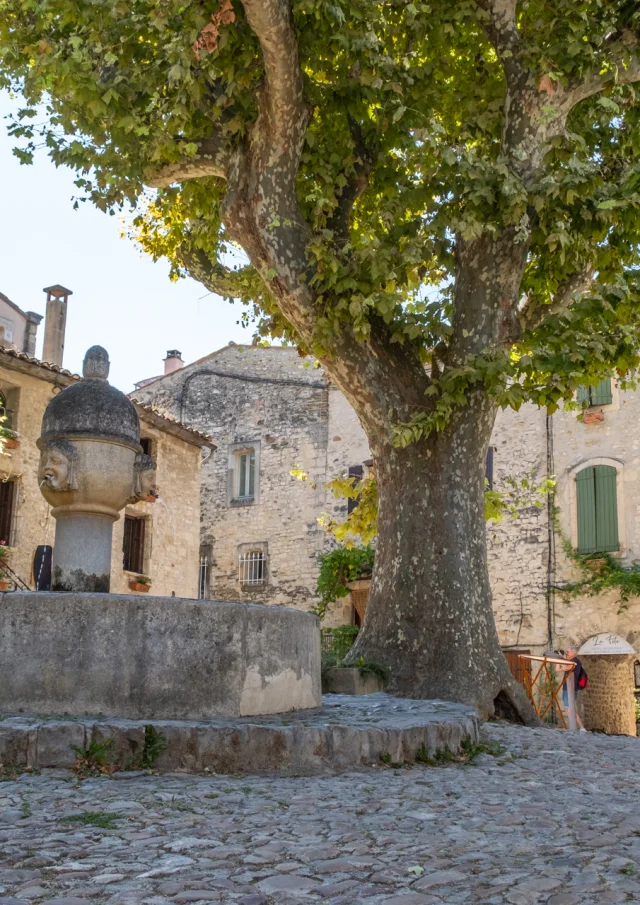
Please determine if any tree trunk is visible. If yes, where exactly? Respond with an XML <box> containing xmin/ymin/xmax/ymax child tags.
<box><xmin>347</xmin><ymin>388</ymin><xmax>537</xmax><ymax>724</ymax></box>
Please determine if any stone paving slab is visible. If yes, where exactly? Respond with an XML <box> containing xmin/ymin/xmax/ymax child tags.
<box><xmin>0</xmin><ymin>695</ymin><xmax>479</xmax><ymax>775</ymax></box>
<box><xmin>0</xmin><ymin>723</ymin><xmax>639</xmax><ymax>905</ymax></box>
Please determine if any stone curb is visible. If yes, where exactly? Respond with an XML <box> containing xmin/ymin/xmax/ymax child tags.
<box><xmin>0</xmin><ymin>694</ymin><xmax>479</xmax><ymax>775</ymax></box>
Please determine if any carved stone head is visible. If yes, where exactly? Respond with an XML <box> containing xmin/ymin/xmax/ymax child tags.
<box><xmin>132</xmin><ymin>453</ymin><xmax>157</xmax><ymax>501</ymax></box>
<box><xmin>39</xmin><ymin>439</ymin><xmax>79</xmax><ymax>492</ymax></box>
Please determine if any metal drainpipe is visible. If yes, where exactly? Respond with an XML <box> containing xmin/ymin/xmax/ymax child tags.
<box><xmin>545</xmin><ymin>413</ymin><xmax>556</xmax><ymax>650</ymax></box>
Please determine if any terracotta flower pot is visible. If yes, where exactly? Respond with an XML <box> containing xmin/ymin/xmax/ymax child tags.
<box><xmin>129</xmin><ymin>581</ymin><xmax>151</xmax><ymax>592</ymax></box>
<box><xmin>0</xmin><ymin>579</ymin><xmax>10</xmax><ymax>591</ymax></box>
<box><xmin>146</xmin><ymin>494</ymin><xmax>156</xmax><ymax>503</ymax></box>
<box><xmin>3</xmin><ymin>438</ymin><xmax>19</xmax><ymax>449</ymax></box>
<box><xmin>585</xmin><ymin>557</ymin><xmax>607</xmax><ymax>573</ymax></box>
<box><xmin>583</xmin><ymin>411</ymin><xmax>604</xmax><ymax>424</ymax></box>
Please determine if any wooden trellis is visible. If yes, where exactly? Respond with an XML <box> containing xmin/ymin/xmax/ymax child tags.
<box><xmin>517</xmin><ymin>654</ymin><xmax>577</xmax><ymax>729</ymax></box>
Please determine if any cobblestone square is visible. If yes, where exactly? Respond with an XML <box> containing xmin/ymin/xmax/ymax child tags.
<box><xmin>1</xmin><ymin>723</ymin><xmax>640</xmax><ymax>904</ymax></box>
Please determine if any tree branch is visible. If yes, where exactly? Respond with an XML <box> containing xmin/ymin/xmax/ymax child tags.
<box><xmin>327</xmin><ymin>116</ymin><xmax>376</xmax><ymax>244</ymax></box>
<box><xmin>145</xmin><ymin>135</ymin><xmax>229</xmax><ymax>188</ymax></box>
<box><xmin>563</xmin><ymin>36</ymin><xmax>640</xmax><ymax>110</ymax></box>
<box><xmin>500</xmin><ymin>32</ymin><xmax>640</xmax><ymax>173</ymax></box>
<box><xmin>179</xmin><ymin>247</ymin><xmax>253</xmax><ymax>297</ymax></box>
<box><xmin>519</xmin><ymin>265</ymin><xmax>595</xmax><ymax>332</ymax></box>
<box><xmin>474</xmin><ymin>0</ymin><xmax>519</xmax><ymax>76</ymax></box>
<box><xmin>241</xmin><ymin>0</ymin><xmax>310</xmax><ymax>179</ymax></box>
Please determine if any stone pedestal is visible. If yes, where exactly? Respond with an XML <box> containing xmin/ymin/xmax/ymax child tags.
<box><xmin>0</xmin><ymin>593</ymin><xmax>321</xmax><ymax>719</ymax></box>
<box><xmin>581</xmin><ymin>654</ymin><xmax>637</xmax><ymax>736</ymax></box>
<box><xmin>53</xmin><ymin>514</ymin><xmax>114</xmax><ymax>592</ymax></box>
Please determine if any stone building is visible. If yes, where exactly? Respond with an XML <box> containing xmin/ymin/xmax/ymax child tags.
<box><xmin>0</xmin><ymin>286</ymin><xmax>211</xmax><ymax>597</ymax></box>
<box><xmin>133</xmin><ymin>344</ymin><xmax>640</xmax><ymax>662</ymax></box>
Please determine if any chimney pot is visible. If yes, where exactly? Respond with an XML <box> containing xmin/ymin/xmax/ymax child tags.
<box><xmin>164</xmin><ymin>350</ymin><xmax>184</xmax><ymax>376</ymax></box>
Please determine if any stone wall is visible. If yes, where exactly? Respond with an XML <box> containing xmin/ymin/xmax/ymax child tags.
<box><xmin>133</xmin><ymin>345</ymin><xmax>333</xmax><ymax>608</ymax></box>
<box><xmin>109</xmin><ymin>419</ymin><xmax>202</xmax><ymax>599</ymax></box>
<box><xmin>581</xmin><ymin>654</ymin><xmax>637</xmax><ymax>736</ymax></box>
<box><xmin>0</xmin><ymin>364</ymin><xmax>58</xmax><ymax>584</ymax></box>
<box><xmin>0</xmin><ymin>356</ymin><xmax>202</xmax><ymax>598</ymax></box>
<box><xmin>487</xmin><ymin>404</ymin><xmax>551</xmax><ymax>651</ymax></box>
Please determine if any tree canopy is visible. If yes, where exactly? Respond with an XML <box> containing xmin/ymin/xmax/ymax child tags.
<box><xmin>2</xmin><ymin>0</ymin><xmax>640</xmax><ymax>442</ymax></box>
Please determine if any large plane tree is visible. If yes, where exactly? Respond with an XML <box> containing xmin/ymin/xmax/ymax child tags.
<box><xmin>2</xmin><ymin>0</ymin><xmax>640</xmax><ymax>719</ymax></box>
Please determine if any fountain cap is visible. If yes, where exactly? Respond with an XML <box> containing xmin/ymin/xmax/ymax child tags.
<box><xmin>39</xmin><ymin>345</ymin><xmax>140</xmax><ymax>448</ymax></box>
<box><xmin>83</xmin><ymin>345</ymin><xmax>110</xmax><ymax>381</ymax></box>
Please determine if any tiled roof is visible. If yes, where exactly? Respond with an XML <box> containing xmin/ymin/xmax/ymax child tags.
<box><xmin>0</xmin><ymin>346</ymin><xmax>80</xmax><ymax>378</ymax></box>
<box><xmin>133</xmin><ymin>401</ymin><xmax>216</xmax><ymax>448</ymax></box>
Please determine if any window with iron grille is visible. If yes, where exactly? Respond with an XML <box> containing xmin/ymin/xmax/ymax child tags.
<box><xmin>238</xmin><ymin>550</ymin><xmax>265</xmax><ymax>586</ymax></box>
<box><xmin>123</xmin><ymin>515</ymin><xmax>146</xmax><ymax>574</ymax></box>
<box><xmin>198</xmin><ymin>549</ymin><xmax>209</xmax><ymax>599</ymax></box>
<box><xmin>0</xmin><ymin>479</ymin><xmax>15</xmax><ymax>545</ymax></box>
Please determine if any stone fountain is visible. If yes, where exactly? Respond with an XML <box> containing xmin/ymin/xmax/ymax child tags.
<box><xmin>0</xmin><ymin>346</ymin><xmax>321</xmax><ymax>720</ymax></box>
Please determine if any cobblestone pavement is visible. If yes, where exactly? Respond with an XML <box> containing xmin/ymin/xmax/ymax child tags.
<box><xmin>1</xmin><ymin>722</ymin><xmax>639</xmax><ymax>905</ymax></box>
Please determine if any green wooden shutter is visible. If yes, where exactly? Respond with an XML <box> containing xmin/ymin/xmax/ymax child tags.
<box><xmin>594</xmin><ymin>465</ymin><xmax>619</xmax><ymax>552</ymax></box>
<box><xmin>576</xmin><ymin>385</ymin><xmax>591</xmax><ymax>407</ymax></box>
<box><xmin>576</xmin><ymin>467</ymin><xmax>597</xmax><ymax>554</ymax></box>
<box><xmin>590</xmin><ymin>378</ymin><xmax>613</xmax><ymax>406</ymax></box>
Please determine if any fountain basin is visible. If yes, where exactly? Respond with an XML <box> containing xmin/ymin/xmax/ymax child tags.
<box><xmin>0</xmin><ymin>593</ymin><xmax>321</xmax><ymax>719</ymax></box>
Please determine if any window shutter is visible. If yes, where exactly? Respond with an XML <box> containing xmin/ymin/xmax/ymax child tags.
<box><xmin>576</xmin><ymin>385</ymin><xmax>591</xmax><ymax>407</ymax></box>
<box><xmin>594</xmin><ymin>465</ymin><xmax>619</xmax><ymax>552</ymax></box>
<box><xmin>590</xmin><ymin>378</ymin><xmax>613</xmax><ymax>406</ymax></box>
<box><xmin>576</xmin><ymin>467</ymin><xmax>597</xmax><ymax>554</ymax></box>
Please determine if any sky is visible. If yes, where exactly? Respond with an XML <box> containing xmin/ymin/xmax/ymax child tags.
<box><xmin>0</xmin><ymin>92</ymin><xmax>255</xmax><ymax>392</ymax></box>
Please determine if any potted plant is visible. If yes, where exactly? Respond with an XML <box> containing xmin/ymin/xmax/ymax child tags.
<box><xmin>0</xmin><ymin>427</ymin><xmax>19</xmax><ymax>450</ymax></box>
<box><xmin>129</xmin><ymin>575</ymin><xmax>152</xmax><ymax>593</ymax></box>
<box><xmin>146</xmin><ymin>490</ymin><xmax>158</xmax><ymax>503</ymax></box>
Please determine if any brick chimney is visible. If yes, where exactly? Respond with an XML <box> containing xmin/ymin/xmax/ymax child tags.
<box><xmin>42</xmin><ymin>285</ymin><xmax>72</xmax><ymax>367</ymax></box>
<box><xmin>163</xmin><ymin>350</ymin><xmax>184</xmax><ymax>376</ymax></box>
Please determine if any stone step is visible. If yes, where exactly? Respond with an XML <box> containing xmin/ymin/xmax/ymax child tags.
<box><xmin>0</xmin><ymin>694</ymin><xmax>478</xmax><ymax>775</ymax></box>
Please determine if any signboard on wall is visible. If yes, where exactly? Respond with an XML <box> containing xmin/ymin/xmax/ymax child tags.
<box><xmin>578</xmin><ymin>633</ymin><xmax>635</xmax><ymax>656</ymax></box>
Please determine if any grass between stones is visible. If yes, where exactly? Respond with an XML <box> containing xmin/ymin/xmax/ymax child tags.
<box><xmin>379</xmin><ymin>736</ymin><xmax>504</xmax><ymax>769</ymax></box>
<box><xmin>59</xmin><ymin>811</ymin><xmax>124</xmax><ymax>829</ymax></box>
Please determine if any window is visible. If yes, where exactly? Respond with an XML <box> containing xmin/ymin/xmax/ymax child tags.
<box><xmin>238</xmin><ymin>550</ymin><xmax>265</xmax><ymax>586</ymax></box>
<box><xmin>198</xmin><ymin>547</ymin><xmax>210</xmax><ymax>599</ymax></box>
<box><xmin>576</xmin><ymin>465</ymin><xmax>619</xmax><ymax>554</ymax></box>
<box><xmin>140</xmin><ymin>437</ymin><xmax>153</xmax><ymax>457</ymax></box>
<box><xmin>0</xmin><ymin>391</ymin><xmax>11</xmax><ymax>430</ymax></box>
<box><xmin>577</xmin><ymin>378</ymin><xmax>612</xmax><ymax>408</ymax></box>
<box><xmin>123</xmin><ymin>515</ymin><xmax>146</xmax><ymax>573</ymax></box>
<box><xmin>236</xmin><ymin>449</ymin><xmax>256</xmax><ymax>499</ymax></box>
<box><xmin>0</xmin><ymin>480</ymin><xmax>15</xmax><ymax>545</ymax></box>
